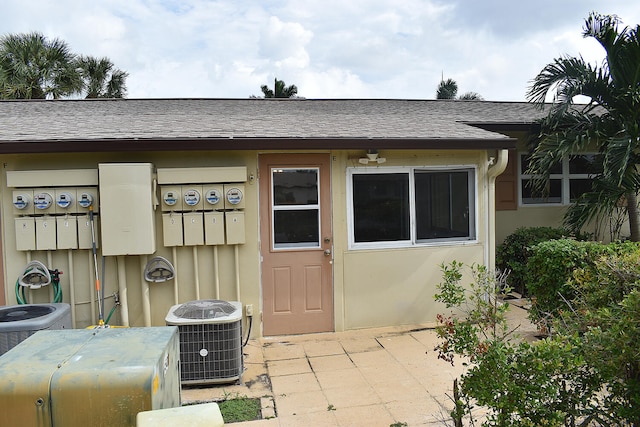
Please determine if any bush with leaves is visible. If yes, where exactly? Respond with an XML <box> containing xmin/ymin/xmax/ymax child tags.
<box><xmin>435</xmin><ymin>255</ymin><xmax>640</xmax><ymax>426</ymax></box>
<box><xmin>526</xmin><ymin>239</ymin><xmax>640</xmax><ymax>330</ymax></box>
<box><xmin>561</xmin><ymin>251</ymin><xmax>640</xmax><ymax>425</ymax></box>
<box><xmin>496</xmin><ymin>227</ymin><xmax>588</xmax><ymax>296</ymax></box>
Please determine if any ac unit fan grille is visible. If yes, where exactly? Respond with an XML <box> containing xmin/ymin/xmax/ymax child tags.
<box><xmin>0</xmin><ymin>306</ymin><xmax>54</xmax><ymax>322</ymax></box>
<box><xmin>0</xmin><ymin>304</ymin><xmax>72</xmax><ymax>356</ymax></box>
<box><xmin>178</xmin><ymin>321</ymin><xmax>242</xmax><ymax>384</ymax></box>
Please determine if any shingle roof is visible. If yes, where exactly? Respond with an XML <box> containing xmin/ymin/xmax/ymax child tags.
<box><xmin>0</xmin><ymin>98</ymin><xmax>548</xmax><ymax>153</ymax></box>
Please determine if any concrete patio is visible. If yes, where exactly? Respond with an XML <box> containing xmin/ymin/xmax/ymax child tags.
<box><xmin>181</xmin><ymin>298</ymin><xmax>538</xmax><ymax>426</ymax></box>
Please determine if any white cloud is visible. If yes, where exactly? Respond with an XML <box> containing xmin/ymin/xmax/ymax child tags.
<box><xmin>1</xmin><ymin>0</ymin><xmax>639</xmax><ymax>100</ymax></box>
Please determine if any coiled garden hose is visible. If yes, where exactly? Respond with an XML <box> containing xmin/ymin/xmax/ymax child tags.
<box><xmin>15</xmin><ymin>261</ymin><xmax>63</xmax><ymax>304</ymax></box>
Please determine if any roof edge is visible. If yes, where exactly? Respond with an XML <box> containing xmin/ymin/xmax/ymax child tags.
<box><xmin>0</xmin><ymin>137</ymin><xmax>517</xmax><ymax>154</ymax></box>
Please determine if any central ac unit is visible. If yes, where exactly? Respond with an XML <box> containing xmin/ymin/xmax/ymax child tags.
<box><xmin>0</xmin><ymin>303</ymin><xmax>71</xmax><ymax>355</ymax></box>
<box><xmin>165</xmin><ymin>300</ymin><xmax>243</xmax><ymax>384</ymax></box>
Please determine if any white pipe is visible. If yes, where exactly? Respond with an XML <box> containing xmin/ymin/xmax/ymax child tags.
<box><xmin>193</xmin><ymin>246</ymin><xmax>200</xmax><ymax>300</ymax></box>
<box><xmin>214</xmin><ymin>245</ymin><xmax>220</xmax><ymax>299</ymax></box>
<box><xmin>47</xmin><ymin>251</ymin><xmax>53</xmax><ymax>302</ymax></box>
<box><xmin>234</xmin><ymin>245</ymin><xmax>240</xmax><ymax>301</ymax></box>
<box><xmin>117</xmin><ymin>255</ymin><xmax>130</xmax><ymax>326</ymax></box>
<box><xmin>172</xmin><ymin>246</ymin><xmax>179</xmax><ymax>305</ymax></box>
<box><xmin>89</xmin><ymin>251</ymin><xmax>96</xmax><ymax>325</ymax></box>
<box><xmin>141</xmin><ymin>255</ymin><xmax>151</xmax><ymax>327</ymax></box>
<box><xmin>67</xmin><ymin>251</ymin><xmax>76</xmax><ymax>328</ymax></box>
<box><xmin>485</xmin><ymin>149</ymin><xmax>509</xmax><ymax>271</ymax></box>
<box><xmin>24</xmin><ymin>251</ymin><xmax>32</xmax><ymax>304</ymax></box>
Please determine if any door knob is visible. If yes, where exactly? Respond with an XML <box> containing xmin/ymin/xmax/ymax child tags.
<box><xmin>324</xmin><ymin>249</ymin><xmax>331</xmax><ymax>256</ymax></box>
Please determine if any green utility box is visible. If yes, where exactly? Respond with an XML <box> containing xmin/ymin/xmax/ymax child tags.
<box><xmin>0</xmin><ymin>326</ymin><xmax>181</xmax><ymax>427</ymax></box>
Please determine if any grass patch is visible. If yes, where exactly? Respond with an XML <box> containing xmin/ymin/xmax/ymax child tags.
<box><xmin>218</xmin><ymin>396</ymin><xmax>261</xmax><ymax>423</ymax></box>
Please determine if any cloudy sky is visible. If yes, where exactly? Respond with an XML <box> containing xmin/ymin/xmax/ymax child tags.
<box><xmin>2</xmin><ymin>0</ymin><xmax>639</xmax><ymax>101</ymax></box>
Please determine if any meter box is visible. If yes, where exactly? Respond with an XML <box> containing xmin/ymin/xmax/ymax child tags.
<box><xmin>183</xmin><ymin>212</ymin><xmax>204</xmax><ymax>246</ymax></box>
<box><xmin>203</xmin><ymin>185</ymin><xmax>224</xmax><ymax>210</ymax></box>
<box><xmin>224</xmin><ymin>184</ymin><xmax>245</xmax><ymax>210</ymax></box>
<box><xmin>56</xmin><ymin>216</ymin><xmax>78</xmax><ymax>250</ymax></box>
<box><xmin>162</xmin><ymin>213</ymin><xmax>184</xmax><ymax>247</ymax></box>
<box><xmin>76</xmin><ymin>187</ymin><xmax>99</xmax><ymax>213</ymax></box>
<box><xmin>35</xmin><ymin>216</ymin><xmax>57</xmax><ymax>251</ymax></box>
<box><xmin>161</xmin><ymin>186</ymin><xmax>183</xmax><ymax>212</ymax></box>
<box><xmin>98</xmin><ymin>163</ymin><xmax>156</xmax><ymax>256</ymax></box>
<box><xmin>54</xmin><ymin>189</ymin><xmax>76</xmax><ymax>214</ymax></box>
<box><xmin>12</xmin><ymin>190</ymin><xmax>34</xmax><ymax>215</ymax></box>
<box><xmin>182</xmin><ymin>186</ymin><xmax>203</xmax><ymax>211</ymax></box>
<box><xmin>0</xmin><ymin>327</ymin><xmax>180</xmax><ymax>427</ymax></box>
<box><xmin>225</xmin><ymin>211</ymin><xmax>245</xmax><ymax>245</ymax></box>
<box><xmin>32</xmin><ymin>189</ymin><xmax>55</xmax><ymax>215</ymax></box>
<box><xmin>15</xmin><ymin>218</ymin><xmax>36</xmax><ymax>251</ymax></box>
<box><xmin>204</xmin><ymin>211</ymin><xmax>225</xmax><ymax>245</ymax></box>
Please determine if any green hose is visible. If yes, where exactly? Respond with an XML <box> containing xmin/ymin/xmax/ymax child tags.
<box><xmin>15</xmin><ymin>267</ymin><xmax>63</xmax><ymax>304</ymax></box>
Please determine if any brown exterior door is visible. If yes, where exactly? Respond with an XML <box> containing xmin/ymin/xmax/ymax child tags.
<box><xmin>259</xmin><ymin>154</ymin><xmax>333</xmax><ymax>336</ymax></box>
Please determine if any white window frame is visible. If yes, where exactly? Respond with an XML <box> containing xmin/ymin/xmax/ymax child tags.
<box><xmin>519</xmin><ymin>153</ymin><xmax>600</xmax><ymax>206</ymax></box>
<box><xmin>346</xmin><ymin>165</ymin><xmax>478</xmax><ymax>250</ymax></box>
<box><xmin>271</xmin><ymin>167</ymin><xmax>321</xmax><ymax>251</ymax></box>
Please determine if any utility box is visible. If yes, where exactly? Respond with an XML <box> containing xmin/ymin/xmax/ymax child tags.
<box><xmin>162</xmin><ymin>213</ymin><xmax>184</xmax><ymax>247</ymax></box>
<box><xmin>0</xmin><ymin>326</ymin><xmax>180</xmax><ymax>427</ymax></box>
<box><xmin>99</xmin><ymin>163</ymin><xmax>156</xmax><ymax>255</ymax></box>
<box><xmin>56</xmin><ymin>216</ymin><xmax>78</xmax><ymax>250</ymax></box>
<box><xmin>14</xmin><ymin>218</ymin><xmax>36</xmax><ymax>251</ymax></box>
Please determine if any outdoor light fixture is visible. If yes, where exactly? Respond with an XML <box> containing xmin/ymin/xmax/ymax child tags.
<box><xmin>358</xmin><ymin>149</ymin><xmax>386</xmax><ymax>165</ymax></box>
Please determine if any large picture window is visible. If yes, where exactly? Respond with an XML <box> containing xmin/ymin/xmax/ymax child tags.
<box><xmin>348</xmin><ymin>167</ymin><xmax>476</xmax><ymax>248</ymax></box>
<box><xmin>519</xmin><ymin>153</ymin><xmax>602</xmax><ymax>205</ymax></box>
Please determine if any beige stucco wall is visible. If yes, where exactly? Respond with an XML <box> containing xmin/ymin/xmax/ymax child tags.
<box><xmin>1</xmin><ymin>148</ymin><xmax>494</xmax><ymax>336</ymax></box>
<box><xmin>330</xmin><ymin>149</ymin><xmax>492</xmax><ymax>330</ymax></box>
<box><xmin>1</xmin><ymin>151</ymin><xmax>262</xmax><ymax>336</ymax></box>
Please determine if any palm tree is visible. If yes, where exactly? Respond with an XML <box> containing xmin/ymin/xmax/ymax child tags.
<box><xmin>77</xmin><ymin>56</ymin><xmax>128</xmax><ymax>98</ymax></box>
<box><xmin>459</xmin><ymin>91</ymin><xmax>484</xmax><ymax>100</ymax></box>
<box><xmin>436</xmin><ymin>78</ymin><xmax>458</xmax><ymax>99</ymax></box>
<box><xmin>527</xmin><ymin>12</ymin><xmax>640</xmax><ymax>241</ymax></box>
<box><xmin>0</xmin><ymin>32</ymin><xmax>82</xmax><ymax>99</ymax></box>
<box><xmin>261</xmin><ymin>78</ymin><xmax>298</xmax><ymax>98</ymax></box>
<box><xmin>436</xmin><ymin>78</ymin><xmax>483</xmax><ymax>100</ymax></box>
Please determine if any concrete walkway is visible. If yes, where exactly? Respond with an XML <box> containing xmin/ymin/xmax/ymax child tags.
<box><xmin>181</xmin><ymin>299</ymin><xmax>538</xmax><ymax>427</ymax></box>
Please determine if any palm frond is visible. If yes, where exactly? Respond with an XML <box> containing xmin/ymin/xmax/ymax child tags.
<box><xmin>563</xmin><ymin>184</ymin><xmax>625</xmax><ymax>233</ymax></box>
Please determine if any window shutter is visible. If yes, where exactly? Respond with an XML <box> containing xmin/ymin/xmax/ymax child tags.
<box><xmin>495</xmin><ymin>149</ymin><xmax>517</xmax><ymax>211</ymax></box>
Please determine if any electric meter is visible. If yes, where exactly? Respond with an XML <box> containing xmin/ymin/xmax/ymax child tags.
<box><xmin>205</xmin><ymin>189</ymin><xmax>221</xmax><ymax>206</ymax></box>
<box><xmin>225</xmin><ymin>187</ymin><xmax>243</xmax><ymax>206</ymax></box>
<box><xmin>78</xmin><ymin>192</ymin><xmax>94</xmax><ymax>208</ymax></box>
<box><xmin>13</xmin><ymin>193</ymin><xmax>31</xmax><ymax>210</ymax></box>
<box><xmin>163</xmin><ymin>190</ymin><xmax>179</xmax><ymax>207</ymax></box>
<box><xmin>34</xmin><ymin>192</ymin><xmax>53</xmax><ymax>210</ymax></box>
<box><xmin>55</xmin><ymin>192</ymin><xmax>74</xmax><ymax>209</ymax></box>
<box><xmin>183</xmin><ymin>189</ymin><xmax>201</xmax><ymax>207</ymax></box>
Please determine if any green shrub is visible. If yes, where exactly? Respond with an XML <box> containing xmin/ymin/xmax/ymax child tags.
<box><xmin>526</xmin><ymin>240</ymin><xmax>640</xmax><ymax>327</ymax></box>
<box><xmin>496</xmin><ymin>227</ymin><xmax>588</xmax><ymax>295</ymax></box>
<box><xmin>435</xmin><ymin>254</ymin><xmax>640</xmax><ymax>426</ymax></box>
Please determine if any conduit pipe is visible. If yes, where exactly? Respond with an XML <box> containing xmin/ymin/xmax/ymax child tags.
<box><xmin>116</xmin><ymin>256</ymin><xmax>130</xmax><ymax>326</ymax></box>
<box><xmin>193</xmin><ymin>247</ymin><xmax>200</xmax><ymax>300</ymax></box>
<box><xmin>67</xmin><ymin>251</ymin><xmax>76</xmax><ymax>328</ymax></box>
<box><xmin>172</xmin><ymin>246</ymin><xmax>179</xmax><ymax>305</ymax></box>
<box><xmin>47</xmin><ymin>251</ymin><xmax>53</xmax><ymax>303</ymax></box>
<box><xmin>214</xmin><ymin>246</ymin><xmax>220</xmax><ymax>299</ymax></box>
<box><xmin>234</xmin><ymin>245</ymin><xmax>240</xmax><ymax>301</ymax></box>
<box><xmin>141</xmin><ymin>255</ymin><xmax>151</xmax><ymax>327</ymax></box>
<box><xmin>25</xmin><ymin>251</ymin><xmax>32</xmax><ymax>304</ymax></box>
<box><xmin>485</xmin><ymin>149</ymin><xmax>509</xmax><ymax>271</ymax></box>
